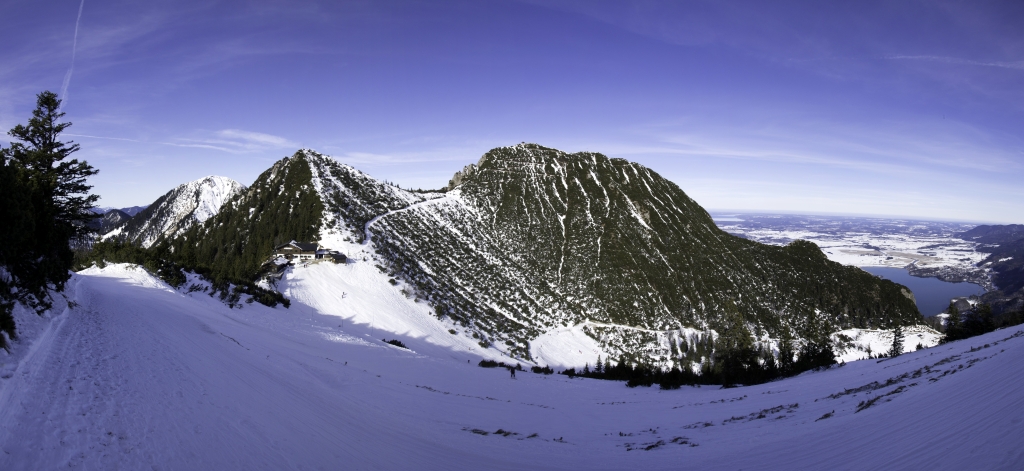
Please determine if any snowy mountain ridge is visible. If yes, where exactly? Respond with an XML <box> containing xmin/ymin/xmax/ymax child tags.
<box><xmin>230</xmin><ymin>146</ymin><xmax>923</xmax><ymax>367</ymax></box>
<box><xmin>104</xmin><ymin>175</ymin><xmax>244</xmax><ymax>248</ymax></box>
<box><xmin>95</xmin><ymin>209</ymin><xmax>131</xmax><ymax>234</ymax></box>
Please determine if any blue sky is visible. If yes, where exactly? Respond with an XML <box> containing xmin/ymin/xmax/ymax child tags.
<box><xmin>2</xmin><ymin>0</ymin><xmax>1022</xmax><ymax>223</ymax></box>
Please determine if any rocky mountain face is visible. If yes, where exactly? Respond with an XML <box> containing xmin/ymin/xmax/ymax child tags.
<box><xmin>86</xmin><ymin>209</ymin><xmax>132</xmax><ymax>235</ymax></box>
<box><xmin>105</xmin><ymin>176</ymin><xmax>244</xmax><ymax>248</ymax></box>
<box><xmin>100</xmin><ymin>209</ymin><xmax>131</xmax><ymax>233</ymax></box>
<box><xmin>93</xmin><ymin>205</ymin><xmax>148</xmax><ymax>217</ymax></box>
<box><xmin>369</xmin><ymin>145</ymin><xmax>920</xmax><ymax>360</ymax></box>
<box><xmin>960</xmin><ymin>225</ymin><xmax>1024</xmax><ymax>314</ymax></box>
<box><xmin>163</xmin><ymin>146</ymin><xmax>921</xmax><ymax>364</ymax></box>
<box><xmin>119</xmin><ymin>206</ymin><xmax>148</xmax><ymax>217</ymax></box>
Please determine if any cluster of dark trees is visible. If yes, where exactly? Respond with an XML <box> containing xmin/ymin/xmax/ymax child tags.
<box><xmin>943</xmin><ymin>301</ymin><xmax>1023</xmax><ymax>343</ymax></box>
<box><xmin>78</xmin><ymin>240</ymin><xmax>289</xmax><ymax>308</ymax></box>
<box><xmin>478</xmin><ymin>359</ymin><xmax>523</xmax><ymax>370</ymax></box>
<box><xmin>383</xmin><ymin>339</ymin><xmax>408</xmax><ymax>349</ymax></box>
<box><xmin>557</xmin><ymin>309</ymin><xmax>847</xmax><ymax>389</ymax></box>
<box><xmin>0</xmin><ymin>92</ymin><xmax>99</xmax><ymax>349</ymax></box>
<box><xmin>556</xmin><ymin>299</ymin><xmax>1020</xmax><ymax>390</ymax></box>
<box><xmin>563</xmin><ymin>335</ymin><xmax>837</xmax><ymax>389</ymax></box>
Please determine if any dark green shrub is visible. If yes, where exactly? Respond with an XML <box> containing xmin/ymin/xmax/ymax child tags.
<box><xmin>384</xmin><ymin>339</ymin><xmax>408</xmax><ymax>349</ymax></box>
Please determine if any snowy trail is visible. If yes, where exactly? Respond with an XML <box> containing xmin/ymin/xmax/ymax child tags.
<box><xmin>2</xmin><ymin>265</ymin><xmax>1023</xmax><ymax>470</ymax></box>
<box><xmin>362</xmin><ymin>194</ymin><xmax>452</xmax><ymax>246</ymax></box>
<box><xmin>0</xmin><ymin>270</ymin><xmax>457</xmax><ymax>469</ymax></box>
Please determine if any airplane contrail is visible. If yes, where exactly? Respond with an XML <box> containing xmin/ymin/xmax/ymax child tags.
<box><xmin>58</xmin><ymin>0</ymin><xmax>86</xmax><ymax>114</ymax></box>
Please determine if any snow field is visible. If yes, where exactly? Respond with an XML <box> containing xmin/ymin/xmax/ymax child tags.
<box><xmin>529</xmin><ymin>323</ymin><xmax>606</xmax><ymax>369</ymax></box>
<box><xmin>834</xmin><ymin>326</ymin><xmax>943</xmax><ymax>363</ymax></box>
<box><xmin>279</xmin><ymin>258</ymin><xmax>513</xmax><ymax>364</ymax></box>
<box><xmin>719</xmin><ymin>225</ymin><xmax>987</xmax><ymax>271</ymax></box>
<box><xmin>0</xmin><ymin>264</ymin><xmax>1021</xmax><ymax>470</ymax></box>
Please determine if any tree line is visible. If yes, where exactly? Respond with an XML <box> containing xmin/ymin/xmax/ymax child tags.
<box><xmin>562</xmin><ymin>333</ymin><xmax>838</xmax><ymax>389</ymax></box>
<box><xmin>79</xmin><ymin>240</ymin><xmax>289</xmax><ymax>308</ymax></box>
<box><xmin>942</xmin><ymin>301</ymin><xmax>1023</xmax><ymax>343</ymax></box>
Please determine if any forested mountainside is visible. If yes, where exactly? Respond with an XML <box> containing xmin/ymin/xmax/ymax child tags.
<box><xmin>371</xmin><ymin>144</ymin><xmax>920</xmax><ymax>359</ymax></box>
<box><xmin>105</xmin><ymin>176</ymin><xmax>243</xmax><ymax>248</ymax></box>
<box><xmin>959</xmin><ymin>225</ymin><xmax>1024</xmax><ymax>314</ymax></box>
<box><xmin>959</xmin><ymin>224</ymin><xmax>1024</xmax><ymax>245</ymax></box>
<box><xmin>88</xmin><ymin>209</ymin><xmax>131</xmax><ymax>234</ymax></box>
<box><xmin>158</xmin><ymin>146</ymin><xmax>919</xmax><ymax>364</ymax></box>
<box><xmin>167</xmin><ymin>158</ymin><xmax>324</xmax><ymax>281</ymax></box>
<box><xmin>165</xmin><ymin>152</ymin><xmax>432</xmax><ymax>282</ymax></box>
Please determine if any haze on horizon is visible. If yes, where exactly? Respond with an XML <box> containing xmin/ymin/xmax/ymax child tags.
<box><xmin>1</xmin><ymin>0</ymin><xmax>1022</xmax><ymax>224</ymax></box>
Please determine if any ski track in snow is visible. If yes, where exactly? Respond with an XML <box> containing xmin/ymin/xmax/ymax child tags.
<box><xmin>1</xmin><ymin>265</ymin><xmax>1022</xmax><ymax>470</ymax></box>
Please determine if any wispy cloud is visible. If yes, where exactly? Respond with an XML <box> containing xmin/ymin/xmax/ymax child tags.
<box><xmin>333</xmin><ymin>150</ymin><xmax>469</xmax><ymax>166</ymax></box>
<box><xmin>886</xmin><ymin>55</ymin><xmax>1024</xmax><ymax>71</ymax></box>
<box><xmin>603</xmin><ymin>114</ymin><xmax>1023</xmax><ymax>179</ymax></box>
<box><xmin>167</xmin><ymin>129</ymin><xmax>299</xmax><ymax>154</ymax></box>
<box><xmin>65</xmin><ymin>129</ymin><xmax>299</xmax><ymax>154</ymax></box>
<box><xmin>65</xmin><ymin>133</ymin><xmax>143</xmax><ymax>143</ymax></box>
<box><xmin>603</xmin><ymin>139</ymin><xmax>930</xmax><ymax>176</ymax></box>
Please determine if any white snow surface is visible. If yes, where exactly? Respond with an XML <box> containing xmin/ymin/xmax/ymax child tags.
<box><xmin>530</xmin><ymin>323</ymin><xmax>607</xmax><ymax>369</ymax></box>
<box><xmin>279</xmin><ymin>260</ymin><xmax>510</xmax><ymax>364</ymax></box>
<box><xmin>833</xmin><ymin>326</ymin><xmax>943</xmax><ymax>363</ymax></box>
<box><xmin>1</xmin><ymin>263</ymin><xmax>1022</xmax><ymax>470</ymax></box>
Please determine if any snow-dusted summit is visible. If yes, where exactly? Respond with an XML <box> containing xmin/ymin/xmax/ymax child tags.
<box><xmin>104</xmin><ymin>176</ymin><xmax>244</xmax><ymax>248</ymax></box>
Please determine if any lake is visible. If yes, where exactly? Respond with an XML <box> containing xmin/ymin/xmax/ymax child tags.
<box><xmin>860</xmin><ymin>266</ymin><xmax>986</xmax><ymax>317</ymax></box>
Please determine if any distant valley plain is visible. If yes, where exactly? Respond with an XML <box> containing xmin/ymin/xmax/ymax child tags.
<box><xmin>712</xmin><ymin>213</ymin><xmax>990</xmax><ymax>316</ymax></box>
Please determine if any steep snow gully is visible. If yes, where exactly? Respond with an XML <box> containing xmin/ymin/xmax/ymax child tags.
<box><xmin>1</xmin><ymin>265</ymin><xmax>1022</xmax><ymax>470</ymax></box>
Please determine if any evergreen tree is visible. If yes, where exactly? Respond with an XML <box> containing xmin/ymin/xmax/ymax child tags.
<box><xmin>714</xmin><ymin>305</ymin><xmax>758</xmax><ymax>386</ymax></box>
<box><xmin>5</xmin><ymin>92</ymin><xmax>99</xmax><ymax>248</ymax></box>
<box><xmin>795</xmin><ymin>338</ymin><xmax>836</xmax><ymax>370</ymax></box>
<box><xmin>794</xmin><ymin>313</ymin><xmax>836</xmax><ymax>371</ymax></box>
<box><xmin>962</xmin><ymin>303</ymin><xmax>995</xmax><ymax>338</ymax></box>
<box><xmin>943</xmin><ymin>301</ymin><xmax>962</xmax><ymax>343</ymax></box>
<box><xmin>888</xmin><ymin>323</ymin><xmax>904</xmax><ymax>358</ymax></box>
<box><xmin>0</xmin><ymin>91</ymin><xmax>98</xmax><ymax>347</ymax></box>
<box><xmin>0</xmin><ymin>161</ymin><xmax>34</xmax><ymax>346</ymax></box>
<box><xmin>777</xmin><ymin>328</ymin><xmax>796</xmax><ymax>376</ymax></box>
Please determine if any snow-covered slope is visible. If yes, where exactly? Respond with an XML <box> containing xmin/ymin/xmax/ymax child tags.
<box><xmin>279</xmin><ymin>261</ymin><xmax>509</xmax><ymax>363</ymax></box>
<box><xmin>104</xmin><ymin>176</ymin><xmax>244</xmax><ymax>248</ymax></box>
<box><xmin>0</xmin><ymin>264</ymin><xmax>1020</xmax><ymax>470</ymax></box>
